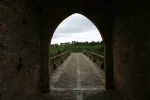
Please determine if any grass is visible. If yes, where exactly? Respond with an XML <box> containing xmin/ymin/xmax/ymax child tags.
<box><xmin>49</xmin><ymin>42</ymin><xmax>104</xmax><ymax>57</ymax></box>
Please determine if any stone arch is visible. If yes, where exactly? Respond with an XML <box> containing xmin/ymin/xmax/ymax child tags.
<box><xmin>41</xmin><ymin>13</ymin><xmax>113</xmax><ymax>89</ymax></box>
<box><xmin>0</xmin><ymin>1</ymin><xmax>149</xmax><ymax>99</ymax></box>
<box><xmin>40</xmin><ymin>13</ymin><xmax>113</xmax><ymax>92</ymax></box>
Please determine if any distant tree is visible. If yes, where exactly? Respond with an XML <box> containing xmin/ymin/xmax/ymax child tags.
<box><xmin>57</xmin><ymin>49</ymin><xmax>61</xmax><ymax>54</ymax></box>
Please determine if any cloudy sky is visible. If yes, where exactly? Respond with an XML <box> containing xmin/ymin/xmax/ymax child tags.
<box><xmin>51</xmin><ymin>13</ymin><xmax>102</xmax><ymax>44</ymax></box>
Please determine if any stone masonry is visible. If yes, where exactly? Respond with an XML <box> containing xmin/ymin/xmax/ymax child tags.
<box><xmin>0</xmin><ymin>0</ymin><xmax>150</xmax><ymax>100</ymax></box>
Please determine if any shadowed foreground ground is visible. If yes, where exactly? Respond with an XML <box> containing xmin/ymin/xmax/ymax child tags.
<box><xmin>28</xmin><ymin>53</ymin><xmax>121</xmax><ymax>100</ymax></box>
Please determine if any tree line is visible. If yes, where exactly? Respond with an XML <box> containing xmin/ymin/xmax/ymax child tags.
<box><xmin>50</xmin><ymin>41</ymin><xmax>104</xmax><ymax>57</ymax></box>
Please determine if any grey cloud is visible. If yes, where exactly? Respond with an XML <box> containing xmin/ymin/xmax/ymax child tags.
<box><xmin>53</xmin><ymin>13</ymin><xmax>97</xmax><ymax>36</ymax></box>
<box><xmin>55</xmin><ymin>25</ymin><xmax>86</xmax><ymax>34</ymax></box>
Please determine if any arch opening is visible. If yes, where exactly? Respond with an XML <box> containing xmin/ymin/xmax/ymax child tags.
<box><xmin>50</xmin><ymin>13</ymin><xmax>104</xmax><ymax>56</ymax></box>
<box><xmin>47</xmin><ymin>13</ymin><xmax>108</xmax><ymax>98</ymax></box>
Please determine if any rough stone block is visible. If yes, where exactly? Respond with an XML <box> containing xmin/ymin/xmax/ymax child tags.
<box><xmin>0</xmin><ymin>82</ymin><xmax>6</xmax><ymax>94</ymax></box>
<box><xmin>2</xmin><ymin>69</ymin><xmax>17</xmax><ymax>81</ymax></box>
<box><xmin>18</xmin><ymin>73</ymin><xmax>28</xmax><ymax>87</ymax></box>
<box><xmin>5</xmin><ymin>77</ymin><xmax>19</xmax><ymax>91</ymax></box>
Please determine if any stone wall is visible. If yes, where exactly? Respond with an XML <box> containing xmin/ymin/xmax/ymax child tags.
<box><xmin>0</xmin><ymin>0</ymin><xmax>40</xmax><ymax>99</ymax></box>
<box><xmin>0</xmin><ymin>0</ymin><xmax>150</xmax><ymax>100</ymax></box>
<box><xmin>113</xmin><ymin>1</ymin><xmax>150</xmax><ymax>100</ymax></box>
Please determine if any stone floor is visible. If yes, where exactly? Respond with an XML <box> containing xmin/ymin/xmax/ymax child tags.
<box><xmin>29</xmin><ymin>53</ymin><xmax>121</xmax><ymax>100</ymax></box>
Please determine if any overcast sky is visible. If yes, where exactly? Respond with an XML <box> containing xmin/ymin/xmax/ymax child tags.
<box><xmin>51</xmin><ymin>13</ymin><xmax>102</xmax><ymax>44</ymax></box>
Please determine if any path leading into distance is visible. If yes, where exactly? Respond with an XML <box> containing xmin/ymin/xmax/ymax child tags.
<box><xmin>29</xmin><ymin>53</ymin><xmax>120</xmax><ymax>100</ymax></box>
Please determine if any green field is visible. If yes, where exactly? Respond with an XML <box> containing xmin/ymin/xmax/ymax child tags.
<box><xmin>49</xmin><ymin>41</ymin><xmax>104</xmax><ymax>57</ymax></box>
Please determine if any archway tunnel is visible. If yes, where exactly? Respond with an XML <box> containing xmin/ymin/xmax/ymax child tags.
<box><xmin>48</xmin><ymin>13</ymin><xmax>106</xmax><ymax>99</ymax></box>
<box><xmin>0</xmin><ymin>0</ymin><xmax>149</xmax><ymax>100</ymax></box>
